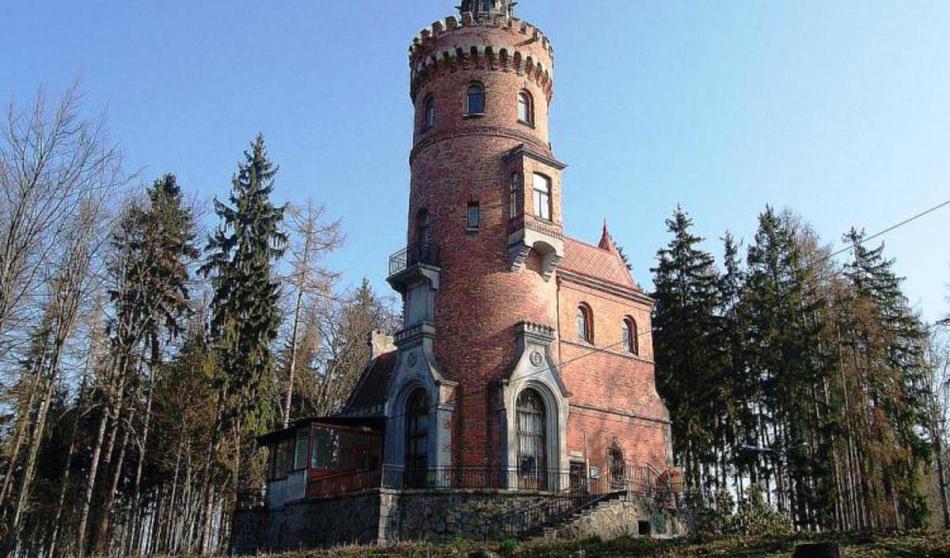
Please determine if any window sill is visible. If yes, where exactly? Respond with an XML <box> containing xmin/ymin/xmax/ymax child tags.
<box><xmin>517</xmin><ymin>119</ymin><xmax>536</xmax><ymax>129</ymax></box>
<box><xmin>466</xmin><ymin>227</ymin><xmax>480</xmax><ymax>234</ymax></box>
<box><xmin>464</xmin><ymin>113</ymin><xmax>485</xmax><ymax>119</ymax></box>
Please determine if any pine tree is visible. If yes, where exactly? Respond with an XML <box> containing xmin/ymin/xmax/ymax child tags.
<box><xmin>652</xmin><ymin>207</ymin><xmax>723</xmax><ymax>493</ymax></box>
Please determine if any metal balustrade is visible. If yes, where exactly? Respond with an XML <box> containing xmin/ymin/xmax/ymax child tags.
<box><xmin>388</xmin><ymin>241</ymin><xmax>440</xmax><ymax>277</ymax></box>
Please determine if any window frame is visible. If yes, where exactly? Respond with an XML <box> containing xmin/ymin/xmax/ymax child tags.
<box><xmin>517</xmin><ymin>90</ymin><xmax>534</xmax><ymax>126</ymax></box>
<box><xmin>467</xmin><ymin>201</ymin><xmax>480</xmax><ymax>230</ymax></box>
<box><xmin>531</xmin><ymin>173</ymin><xmax>552</xmax><ymax>221</ymax></box>
<box><xmin>509</xmin><ymin>173</ymin><xmax>521</xmax><ymax>220</ymax></box>
<box><xmin>422</xmin><ymin>95</ymin><xmax>436</xmax><ymax>130</ymax></box>
<box><xmin>622</xmin><ymin>316</ymin><xmax>638</xmax><ymax>355</ymax></box>
<box><xmin>466</xmin><ymin>83</ymin><xmax>486</xmax><ymax>116</ymax></box>
<box><xmin>577</xmin><ymin>304</ymin><xmax>593</xmax><ymax>344</ymax></box>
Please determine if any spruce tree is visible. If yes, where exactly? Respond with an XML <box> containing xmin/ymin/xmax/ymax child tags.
<box><xmin>200</xmin><ymin>134</ymin><xmax>286</xmax><ymax>438</ymax></box>
<box><xmin>843</xmin><ymin>228</ymin><xmax>930</xmax><ymax>527</ymax></box>
<box><xmin>652</xmin><ymin>207</ymin><xmax>723</xmax><ymax>493</ymax></box>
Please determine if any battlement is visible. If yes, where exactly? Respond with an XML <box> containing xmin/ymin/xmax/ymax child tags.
<box><xmin>408</xmin><ymin>15</ymin><xmax>555</xmax><ymax>102</ymax></box>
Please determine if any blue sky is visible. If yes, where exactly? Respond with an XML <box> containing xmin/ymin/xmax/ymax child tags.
<box><xmin>2</xmin><ymin>1</ymin><xmax>947</xmax><ymax>320</ymax></box>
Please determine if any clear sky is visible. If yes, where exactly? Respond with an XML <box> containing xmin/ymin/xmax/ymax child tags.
<box><xmin>2</xmin><ymin>1</ymin><xmax>947</xmax><ymax>320</ymax></box>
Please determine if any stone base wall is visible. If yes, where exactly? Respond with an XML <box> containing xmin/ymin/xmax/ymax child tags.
<box><xmin>230</xmin><ymin>492</ymin><xmax>381</xmax><ymax>555</ymax></box>
<box><xmin>557</xmin><ymin>494</ymin><xmax>688</xmax><ymax>541</ymax></box>
<box><xmin>230</xmin><ymin>490</ymin><xmax>690</xmax><ymax>554</ymax></box>
<box><xmin>389</xmin><ymin>490</ymin><xmax>551</xmax><ymax>541</ymax></box>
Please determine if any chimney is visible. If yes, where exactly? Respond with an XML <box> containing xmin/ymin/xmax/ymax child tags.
<box><xmin>367</xmin><ymin>330</ymin><xmax>395</xmax><ymax>359</ymax></box>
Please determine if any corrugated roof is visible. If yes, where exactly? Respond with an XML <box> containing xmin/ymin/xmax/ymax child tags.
<box><xmin>561</xmin><ymin>236</ymin><xmax>639</xmax><ymax>291</ymax></box>
<box><xmin>343</xmin><ymin>350</ymin><xmax>397</xmax><ymax>415</ymax></box>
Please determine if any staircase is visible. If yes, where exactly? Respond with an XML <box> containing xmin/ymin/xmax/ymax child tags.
<box><xmin>526</xmin><ymin>490</ymin><xmax>628</xmax><ymax>539</ymax></box>
<box><xmin>491</xmin><ymin>488</ymin><xmax>627</xmax><ymax>540</ymax></box>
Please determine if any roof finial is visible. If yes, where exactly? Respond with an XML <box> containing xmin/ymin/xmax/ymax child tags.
<box><xmin>598</xmin><ymin>219</ymin><xmax>619</xmax><ymax>255</ymax></box>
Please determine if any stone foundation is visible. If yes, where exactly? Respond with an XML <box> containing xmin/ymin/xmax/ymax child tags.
<box><xmin>230</xmin><ymin>492</ymin><xmax>381</xmax><ymax>555</ymax></box>
<box><xmin>232</xmin><ymin>489</ymin><xmax>555</xmax><ymax>554</ymax></box>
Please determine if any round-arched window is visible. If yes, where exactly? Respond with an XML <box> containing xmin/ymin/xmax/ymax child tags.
<box><xmin>517</xmin><ymin>91</ymin><xmax>534</xmax><ymax>125</ymax></box>
<box><xmin>622</xmin><ymin>317</ymin><xmax>638</xmax><ymax>355</ymax></box>
<box><xmin>467</xmin><ymin>84</ymin><xmax>486</xmax><ymax>115</ymax></box>
<box><xmin>577</xmin><ymin>304</ymin><xmax>593</xmax><ymax>344</ymax></box>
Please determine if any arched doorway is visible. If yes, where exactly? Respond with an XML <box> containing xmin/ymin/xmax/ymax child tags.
<box><xmin>405</xmin><ymin>388</ymin><xmax>429</xmax><ymax>488</ymax></box>
<box><xmin>516</xmin><ymin>389</ymin><xmax>547</xmax><ymax>490</ymax></box>
<box><xmin>608</xmin><ymin>444</ymin><xmax>626</xmax><ymax>490</ymax></box>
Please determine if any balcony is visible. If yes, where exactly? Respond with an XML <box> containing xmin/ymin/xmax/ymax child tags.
<box><xmin>387</xmin><ymin>241</ymin><xmax>441</xmax><ymax>294</ymax></box>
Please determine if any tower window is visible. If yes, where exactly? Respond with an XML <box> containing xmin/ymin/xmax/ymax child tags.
<box><xmin>509</xmin><ymin>173</ymin><xmax>522</xmax><ymax>219</ymax></box>
<box><xmin>423</xmin><ymin>96</ymin><xmax>435</xmax><ymax>130</ymax></box>
<box><xmin>532</xmin><ymin>173</ymin><xmax>552</xmax><ymax>221</ymax></box>
<box><xmin>518</xmin><ymin>91</ymin><xmax>534</xmax><ymax>125</ymax></box>
<box><xmin>577</xmin><ymin>304</ymin><xmax>593</xmax><ymax>343</ymax></box>
<box><xmin>467</xmin><ymin>84</ymin><xmax>486</xmax><ymax>115</ymax></box>
<box><xmin>416</xmin><ymin>208</ymin><xmax>431</xmax><ymax>244</ymax></box>
<box><xmin>622</xmin><ymin>317</ymin><xmax>639</xmax><ymax>355</ymax></box>
<box><xmin>467</xmin><ymin>202</ymin><xmax>480</xmax><ymax>230</ymax></box>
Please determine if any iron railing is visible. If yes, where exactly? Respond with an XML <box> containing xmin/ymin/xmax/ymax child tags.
<box><xmin>380</xmin><ymin>467</ymin><xmax>566</xmax><ymax>491</ymax></box>
<box><xmin>388</xmin><ymin>241</ymin><xmax>440</xmax><ymax>276</ymax></box>
<box><xmin>300</xmin><ymin>464</ymin><xmax>679</xmax><ymax>505</ymax></box>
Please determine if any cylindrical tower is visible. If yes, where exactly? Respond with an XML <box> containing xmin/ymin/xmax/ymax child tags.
<box><xmin>394</xmin><ymin>2</ymin><xmax>568</xmax><ymax>469</ymax></box>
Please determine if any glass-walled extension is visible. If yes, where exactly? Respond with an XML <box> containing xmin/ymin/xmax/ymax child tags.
<box><xmin>261</xmin><ymin>417</ymin><xmax>383</xmax><ymax>509</ymax></box>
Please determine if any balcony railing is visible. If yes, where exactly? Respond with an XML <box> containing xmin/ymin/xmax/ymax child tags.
<box><xmin>388</xmin><ymin>241</ymin><xmax>440</xmax><ymax>277</ymax></box>
<box><xmin>299</xmin><ymin>464</ymin><xmax>680</xmax><ymax>503</ymax></box>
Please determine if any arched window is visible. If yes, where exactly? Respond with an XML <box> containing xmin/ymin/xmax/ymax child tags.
<box><xmin>608</xmin><ymin>444</ymin><xmax>626</xmax><ymax>489</ymax></box>
<box><xmin>405</xmin><ymin>389</ymin><xmax>429</xmax><ymax>488</ymax></box>
<box><xmin>577</xmin><ymin>304</ymin><xmax>593</xmax><ymax>343</ymax></box>
<box><xmin>415</xmin><ymin>209</ymin><xmax>431</xmax><ymax>244</ymax></box>
<box><xmin>532</xmin><ymin>173</ymin><xmax>551</xmax><ymax>221</ymax></box>
<box><xmin>423</xmin><ymin>96</ymin><xmax>435</xmax><ymax>130</ymax></box>
<box><xmin>517</xmin><ymin>389</ymin><xmax>547</xmax><ymax>490</ymax></box>
<box><xmin>467</xmin><ymin>83</ymin><xmax>486</xmax><ymax>115</ymax></box>
<box><xmin>517</xmin><ymin>91</ymin><xmax>534</xmax><ymax>125</ymax></box>
<box><xmin>622</xmin><ymin>317</ymin><xmax>638</xmax><ymax>355</ymax></box>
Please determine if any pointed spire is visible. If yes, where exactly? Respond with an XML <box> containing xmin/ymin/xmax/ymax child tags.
<box><xmin>598</xmin><ymin>219</ymin><xmax>620</xmax><ymax>255</ymax></box>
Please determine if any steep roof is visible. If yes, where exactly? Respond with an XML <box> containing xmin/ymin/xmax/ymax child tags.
<box><xmin>561</xmin><ymin>235</ymin><xmax>639</xmax><ymax>291</ymax></box>
<box><xmin>342</xmin><ymin>350</ymin><xmax>398</xmax><ymax>416</ymax></box>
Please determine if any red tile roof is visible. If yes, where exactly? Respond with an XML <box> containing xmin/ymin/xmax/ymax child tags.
<box><xmin>561</xmin><ymin>236</ymin><xmax>639</xmax><ymax>291</ymax></box>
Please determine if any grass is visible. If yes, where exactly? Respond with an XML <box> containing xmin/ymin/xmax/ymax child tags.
<box><xmin>194</xmin><ymin>531</ymin><xmax>950</xmax><ymax>558</ymax></box>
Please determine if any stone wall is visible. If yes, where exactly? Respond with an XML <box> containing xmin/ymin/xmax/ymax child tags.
<box><xmin>391</xmin><ymin>490</ymin><xmax>550</xmax><ymax>541</ymax></box>
<box><xmin>230</xmin><ymin>492</ymin><xmax>381</xmax><ymax>555</ymax></box>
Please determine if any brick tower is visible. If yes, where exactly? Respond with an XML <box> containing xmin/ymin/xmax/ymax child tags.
<box><xmin>380</xmin><ymin>0</ymin><xmax>671</xmax><ymax>491</ymax></box>
<box><xmin>238</xmin><ymin>3</ymin><xmax>680</xmax><ymax>550</ymax></box>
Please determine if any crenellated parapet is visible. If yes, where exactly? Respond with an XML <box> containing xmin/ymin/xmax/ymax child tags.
<box><xmin>408</xmin><ymin>14</ymin><xmax>555</xmax><ymax>102</ymax></box>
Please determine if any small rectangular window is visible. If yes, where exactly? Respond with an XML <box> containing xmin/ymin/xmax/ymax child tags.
<box><xmin>294</xmin><ymin>428</ymin><xmax>309</xmax><ymax>470</ymax></box>
<box><xmin>532</xmin><ymin>173</ymin><xmax>552</xmax><ymax>221</ymax></box>
<box><xmin>467</xmin><ymin>202</ymin><xmax>480</xmax><ymax>229</ymax></box>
